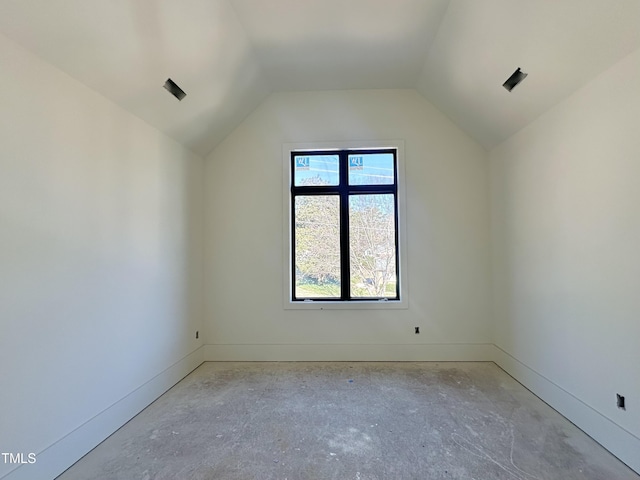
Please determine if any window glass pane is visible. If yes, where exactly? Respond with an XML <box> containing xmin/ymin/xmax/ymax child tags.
<box><xmin>294</xmin><ymin>195</ymin><xmax>341</xmax><ymax>298</ymax></box>
<box><xmin>348</xmin><ymin>153</ymin><xmax>394</xmax><ymax>185</ymax></box>
<box><xmin>294</xmin><ymin>154</ymin><xmax>339</xmax><ymax>186</ymax></box>
<box><xmin>349</xmin><ymin>194</ymin><xmax>397</xmax><ymax>298</ymax></box>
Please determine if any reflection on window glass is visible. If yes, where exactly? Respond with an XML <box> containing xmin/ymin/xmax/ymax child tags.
<box><xmin>349</xmin><ymin>194</ymin><xmax>397</xmax><ymax>298</ymax></box>
<box><xmin>294</xmin><ymin>154</ymin><xmax>339</xmax><ymax>186</ymax></box>
<box><xmin>294</xmin><ymin>195</ymin><xmax>341</xmax><ymax>298</ymax></box>
<box><xmin>348</xmin><ymin>153</ymin><xmax>394</xmax><ymax>185</ymax></box>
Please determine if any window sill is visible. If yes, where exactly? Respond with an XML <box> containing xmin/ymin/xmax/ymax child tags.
<box><xmin>284</xmin><ymin>299</ymin><xmax>408</xmax><ymax>310</ymax></box>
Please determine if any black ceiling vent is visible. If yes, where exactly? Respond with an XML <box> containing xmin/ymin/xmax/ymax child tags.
<box><xmin>163</xmin><ymin>78</ymin><xmax>186</xmax><ymax>101</ymax></box>
<box><xmin>503</xmin><ymin>68</ymin><xmax>528</xmax><ymax>92</ymax></box>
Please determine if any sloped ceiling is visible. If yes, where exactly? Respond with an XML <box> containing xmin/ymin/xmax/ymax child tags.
<box><xmin>416</xmin><ymin>1</ymin><xmax>640</xmax><ymax>148</ymax></box>
<box><xmin>0</xmin><ymin>0</ymin><xmax>639</xmax><ymax>156</ymax></box>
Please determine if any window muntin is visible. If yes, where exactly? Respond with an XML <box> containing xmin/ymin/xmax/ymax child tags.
<box><xmin>291</xmin><ymin>148</ymin><xmax>399</xmax><ymax>302</ymax></box>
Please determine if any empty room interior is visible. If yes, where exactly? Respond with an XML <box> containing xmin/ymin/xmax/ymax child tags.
<box><xmin>1</xmin><ymin>1</ymin><xmax>639</xmax><ymax>479</ymax></box>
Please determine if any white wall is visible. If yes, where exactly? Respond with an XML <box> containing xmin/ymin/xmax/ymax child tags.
<box><xmin>490</xmin><ymin>47</ymin><xmax>640</xmax><ymax>472</ymax></box>
<box><xmin>0</xmin><ymin>34</ymin><xmax>204</xmax><ymax>479</ymax></box>
<box><xmin>204</xmin><ymin>89</ymin><xmax>491</xmax><ymax>360</ymax></box>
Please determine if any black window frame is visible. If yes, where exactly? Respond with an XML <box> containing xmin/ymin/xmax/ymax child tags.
<box><xmin>291</xmin><ymin>148</ymin><xmax>400</xmax><ymax>302</ymax></box>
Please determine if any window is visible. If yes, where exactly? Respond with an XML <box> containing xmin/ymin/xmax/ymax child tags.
<box><xmin>287</xmin><ymin>146</ymin><xmax>404</xmax><ymax>305</ymax></box>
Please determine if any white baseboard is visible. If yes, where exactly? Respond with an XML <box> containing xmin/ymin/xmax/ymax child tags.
<box><xmin>492</xmin><ymin>345</ymin><xmax>640</xmax><ymax>475</ymax></box>
<box><xmin>6</xmin><ymin>344</ymin><xmax>636</xmax><ymax>478</ymax></box>
<box><xmin>203</xmin><ymin>343</ymin><xmax>495</xmax><ymax>361</ymax></box>
<box><xmin>1</xmin><ymin>346</ymin><xmax>204</xmax><ymax>480</ymax></box>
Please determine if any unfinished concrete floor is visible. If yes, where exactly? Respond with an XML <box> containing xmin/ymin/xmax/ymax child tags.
<box><xmin>57</xmin><ymin>362</ymin><xmax>638</xmax><ymax>480</ymax></box>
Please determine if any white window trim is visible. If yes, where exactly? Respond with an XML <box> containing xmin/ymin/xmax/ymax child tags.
<box><xmin>282</xmin><ymin>140</ymin><xmax>408</xmax><ymax>310</ymax></box>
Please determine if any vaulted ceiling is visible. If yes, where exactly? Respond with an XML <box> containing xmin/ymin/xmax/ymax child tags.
<box><xmin>1</xmin><ymin>0</ymin><xmax>639</xmax><ymax>156</ymax></box>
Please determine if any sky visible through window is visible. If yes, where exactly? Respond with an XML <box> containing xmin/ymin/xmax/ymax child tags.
<box><xmin>294</xmin><ymin>153</ymin><xmax>394</xmax><ymax>186</ymax></box>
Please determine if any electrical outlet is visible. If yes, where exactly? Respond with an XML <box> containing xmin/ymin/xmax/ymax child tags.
<box><xmin>195</xmin><ymin>331</ymin><xmax>199</xmax><ymax>339</ymax></box>
<box><xmin>415</xmin><ymin>327</ymin><xmax>420</xmax><ymax>334</ymax></box>
<box><xmin>617</xmin><ymin>393</ymin><xmax>625</xmax><ymax>410</ymax></box>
